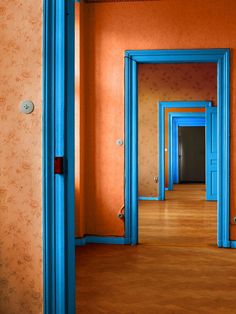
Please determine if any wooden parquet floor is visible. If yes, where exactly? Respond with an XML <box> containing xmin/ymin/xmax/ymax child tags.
<box><xmin>76</xmin><ymin>184</ymin><xmax>236</xmax><ymax>314</ymax></box>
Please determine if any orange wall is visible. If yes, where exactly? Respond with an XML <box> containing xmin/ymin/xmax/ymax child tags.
<box><xmin>76</xmin><ymin>0</ymin><xmax>236</xmax><ymax>239</ymax></box>
<box><xmin>138</xmin><ymin>63</ymin><xmax>216</xmax><ymax>195</ymax></box>
<box><xmin>0</xmin><ymin>1</ymin><xmax>43</xmax><ymax>313</ymax></box>
<box><xmin>75</xmin><ymin>3</ymin><xmax>86</xmax><ymax>237</ymax></box>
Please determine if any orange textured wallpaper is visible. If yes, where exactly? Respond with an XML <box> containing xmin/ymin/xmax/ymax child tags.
<box><xmin>138</xmin><ymin>63</ymin><xmax>216</xmax><ymax>196</ymax></box>
<box><xmin>76</xmin><ymin>0</ymin><xmax>236</xmax><ymax>239</ymax></box>
<box><xmin>0</xmin><ymin>1</ymin><xmax>43</xmax><ymax>313</ymax></box>
<box><xmin>75</xmin><ymin>4</ymin><xmax>86</xmax><ymax>237</ymax></box>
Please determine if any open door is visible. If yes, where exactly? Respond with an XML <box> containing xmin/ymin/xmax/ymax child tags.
<box><xmin>206</xmin><ymin>107</ymin><xmax>217</xmax><ymax>201</ymax></box>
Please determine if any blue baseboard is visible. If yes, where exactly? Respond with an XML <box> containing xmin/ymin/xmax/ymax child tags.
<box><xmin>76</xmin><ymin>237</ymin><xmax>236</xmax><ymax>248</ymax></box>
<box><xmin>223</xmin><ymin>240</ymin><xmax>231</xmax><ymax>248</ymax></box>
<box><xmin>138</xmin><ymin>196</ymin><xmax>161</xmax><ymax>201</ymax></box>
<box><xmin>218</xmin><ymin>240</ymin><xmax>231</xmax><ymax>248</ymax></box>
<box><xmin>75</xmin><ymin>236</ymin><xmax>130</xmax><ymax>246</ymax></box>
<box><xmin>230</xmin><ymin>241</ymin><xmax>236</xmax><ymax>248</ymax></box>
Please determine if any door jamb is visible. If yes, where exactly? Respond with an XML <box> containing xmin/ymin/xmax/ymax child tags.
<box><xmin>43</xmin><ymin>0</ymin><xmax>75</xmax><ymax>313</ymax></box>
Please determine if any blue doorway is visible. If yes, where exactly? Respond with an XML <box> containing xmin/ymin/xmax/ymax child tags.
<box><xmin>159</xmin><ymin>101</ymin><xmax>210</xmax><ymax>199</ymax></box>
<box><xmin>168</xmin><ymin>111</ymin><xmax>206</xmax><ymax>191</ymax></box>
<box><xmin>125</xmin><ymin>49</ymin><xmax>230</xmax><ymax>247</ymax></box>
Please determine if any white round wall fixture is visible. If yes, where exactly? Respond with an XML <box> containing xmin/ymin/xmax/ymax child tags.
<box><xmin>116</xmin><ymin>139</ymin><xmax>124</xmax><ymax>146</ymax></box>
<box><xmin>20</xmin><ymin>100</ymin><xmax>34</xmax><ymax>114</ymax></box>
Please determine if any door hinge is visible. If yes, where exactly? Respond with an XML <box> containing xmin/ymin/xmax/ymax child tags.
<box><xmin>54</xmin><ymin>156</ymin><xmax>64</xmax><ymax>174</ymax></box>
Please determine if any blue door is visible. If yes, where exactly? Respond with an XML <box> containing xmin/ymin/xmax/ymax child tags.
<box><xmin>206</xmin><ymin>107</ymin><xmax>217</xmax><ymax>201</ymax></box>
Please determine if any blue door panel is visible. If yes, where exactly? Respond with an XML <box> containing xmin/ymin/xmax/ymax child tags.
<box><xmin>211</xmin><ymin>172</ymin><xmax>217</xmax><ymax>195</ymax></box>
<box><xmin>206</xmin><ymin>107</ymin><xmax>217</xmax><ymax>201</ymax></box>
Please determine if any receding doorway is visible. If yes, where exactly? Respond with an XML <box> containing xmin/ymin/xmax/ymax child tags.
<box><xmin>125</xmin><ymin>49</ymin><xmax>230</xmax><ymax>247</ymax></box>
<box><xmin>137</xmin><ymin>64</ymin><xmax>217</xmax><ymax>247</ymax></box>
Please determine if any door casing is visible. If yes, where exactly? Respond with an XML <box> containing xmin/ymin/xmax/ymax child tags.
<box><xmin>168</xmin><ymin>111</ymin><xmax>206</xmax><ymax>191</ymax></box>
<box><xmin>159</xmin><ymin>101</ymin><xmax>211</xmax><ymax>199</ymax></box>
<box><xmin>43</xmin><ymin>0</ymin><xmax>75</xmax><ymax>313</ymax></box>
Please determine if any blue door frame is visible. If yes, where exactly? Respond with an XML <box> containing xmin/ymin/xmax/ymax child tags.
<box><xmin>168</xmin><ymin>112</ymin><xmax>206</xmax><ymax>191</ymax></box>
<box><xmin>125</xmin><ymin>49</ymin><xmax>230</xmax><ymax>247</ymax></box>
<box><xmin>172</xmin><ymin>116</ymin><xmax>206</xmax><ymax>186</ymax></box>
<box><xmin>172</xmin><ymin>117</ymin><xmax>206</xmax><ymax>185</ymax></box>
<box><xmin>159</xmin><ymin>101</ymin><xmax>211</xmax><ymax>200</ymax></box>
<box><xmin>43</xmin><ymin>1</ymin><xmax>75</xmax><ymax>313</ymax></box>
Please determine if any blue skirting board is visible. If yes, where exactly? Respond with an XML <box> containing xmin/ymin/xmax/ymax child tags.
<box><xmin>230</xmin><ymin>241</ymin><xmax>236</xmax><ymax>248</ymax></box>
<box><xmin>75</xmin><ymin>237</ymin><xmax>236</xmax><ymax>248</ymax></box>
<box><xmin>75</xmin><ymin>236</ymin><xmax>130</xmax><ymax>246</ymax></box>
<box><xmin>138</xmin><ymin>196</ymin><xmax>161</xmax><ymax>201</ymax></box>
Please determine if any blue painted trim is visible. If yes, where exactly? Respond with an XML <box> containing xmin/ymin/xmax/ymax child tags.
<box><xmin>168</xmin><ymin>112</ymin><xmax>206</xmax><ymax>191</ymax></box>
<box><xmin>125</xmin><ymin>49</ymin><xmax>227</xmax><ymax>63</ymax></box>
<box><xmin>230</xmin><ymin>241</ymin><xmax>236</xmax><ymax>248</ymax></box>
<box><xmin>54</xmin><ymin>1</ymin><xmax>66</xmax><ymax>313</ymax></box>
<box><xmin>75</xmin><ymin>236</ymin><xmax>129</xmax><ymax>246</ymax></box>
<box><xmin>138</xmin><ymin>196</ymin><xmax>161</xmax><ymax>201</ymax></box>
<box><xmin>217</xmin><ymin>49</ymin><xmax>230</xmax><ymax>248</ymax></box>
<box><xmin>222</xmin><ymin>240</ymin><xmax>231</xmax><ymax>248</ymax></box>
<box><xmin>131</xmin><ymin>60</ymin><xmax>138</xmax><ymax>245</ymax></box>
<box><xmin>174</xmin><ymin>118</ymin><xmax>205</xmax><ymax>184</ymax></box>
<box><xmin>124</xmin><ymin>56</ymin><xmax>131</xmax><ymax>244</ymax></box>
<box><xmin>125</xmin><ymin>57</ymin><xmax>138</xmax><ymax>245</ymax></box>
<box><xmin>175</xmin><ymin>119</ymin><xmax>205</xmax><ymax>183</ymax></box>
<box><xmin>43</xmin><ymin>1</ymin><xmax>75</xmax><ymax>313</ymax></box>
<box><xmin>159</xmin><ymin>101</ymin><xmax>211</xmax><ymax>200</ymax></box>
<box><xmin>159</xmin><ymin>101</ymin><xmax>211</xmax><ymax>109</ymax></box>
<box><xmin>125</xmin><ymin>49</ymin><xmax>230</xmax><ymax>247</ymax></box>
<box><xmin>206</xmin><ymin>107</ymin><xmax>218</xmax><ymax>201</ymax></box>
<box><xmin>43</xmin><ymin>1</ymin><xmax>55</xmax><ymax>312</ymax></box>
<box><xmin>65</xmin><ymin>1</ymin><xmax>76</xmax><ymax>313</ymax></box>
<box><xmin>125</xmin><ymin>48</ymin><xmax>228</xmax><ymax>56</ymax></box>
<box><xmin>217</xmin><ymin>240</ymin><xmax>231</xmax><ymax>247</ymax></box>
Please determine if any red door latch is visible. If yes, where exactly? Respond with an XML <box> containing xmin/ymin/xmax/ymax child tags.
<box><xmin>54</xmin><ymin>156</ymin><xmax>64</xmax><ymax>174</ymax></box>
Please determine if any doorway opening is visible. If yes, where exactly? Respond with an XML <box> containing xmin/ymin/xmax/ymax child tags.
<box><xmin>125</xmin><ymin>49</ymin><xmax>230</xmax><ymax>247</ymax></box>
<box><xmin>137</xmin><ymin>61</ymin><xmax>217</xmax><ymax>247</ymax></box>
<box><xmin>178</xmin><ymin>126</ymin><xmax>205</xmax><ymax>184</ymax></box>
